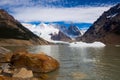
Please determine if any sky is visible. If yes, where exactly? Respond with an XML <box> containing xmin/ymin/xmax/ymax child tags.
<box><xmin>0</xmin><ymin>0</ymin><xmax>120</xmax><ymax>28</ymax></box>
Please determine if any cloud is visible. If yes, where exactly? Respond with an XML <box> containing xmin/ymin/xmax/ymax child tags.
<box><xmin>0</xmin><ymin>0</ymin><xmax>112</xmax><ymax>23</ymax></box>
<box><xmin>0</xmin><ymin>0</ymin><xmax>61</xmax><ymax>8</ymax></box>
<box><xmin>0</xmin><ymin>0</ymin><xmax>30</xmax><ymax>6</ymax></box>
<box><xmin>12</xmin><ymin>6</ymin><xmax>110</xmax><ymax>23</ymax></box>
<box><xmin>0</xmin><ymin>0</ymin><xmax>117</xmax><ymax>8</ymax></box>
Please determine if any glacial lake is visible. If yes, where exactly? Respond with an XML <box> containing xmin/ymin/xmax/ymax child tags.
<box><xmin>5</xmin><ymin>45</ymin><xmax>120</xmax><ymax>80</ymax></box>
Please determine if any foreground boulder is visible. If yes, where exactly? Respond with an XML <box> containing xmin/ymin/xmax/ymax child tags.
<box><xmin>0</xmin><ymin>76</ymin><xmax>39</xmax><ymax>80</ymax></box>
<box><xmin>10</xmin><ymin>51</ymin><xmax>59</xmax><ymax>73</ymax></box>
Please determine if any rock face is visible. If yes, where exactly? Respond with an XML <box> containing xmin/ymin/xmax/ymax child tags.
<box><xmin>67</xmin><ymin>25</ymin><xmax>81</xmax><ymax>37</ymax></box>
<box><xmin>51</xmin><ymin>31</ymin><xmax>71</xmax><ymax>41</ymax></box>
<box><xmin>0</xmin><ymin>9</ymin><xmax>49</xmax><ymax>45</ymax></box>
<box><xmin>10</xmin><ymin>51</ymin><xmax>59</xmax><ymax>73</ymax></box>
<box><xmin>50</xmin><ymin>25</ymin><xmax>82</xmax><ymax>41</ymax></box>
<box><xmin>78</xmin><ymin>4</ymin><xmax>120</xmax><ymax>45</ymax></box>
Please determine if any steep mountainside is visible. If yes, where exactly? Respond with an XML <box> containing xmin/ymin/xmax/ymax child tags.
<box><xmin>0</xmin><ymin>9</ymin><xmax>49</xmax><ymax>45</ymax></box>
<box><xmin>54</xmin><ymin>25</ymin><xmax>82</xmax><ymax>41</ymax></box>
<box><xmin>51</xmin><ymin>25</ymin><xmax>82</xmax><ymax>41</ymax></box>
<box><xmin>78</xmin><ymin>3</ymin><xmax>120</xmax><ymax>45</ymax></box>
<box><xmin>67</xmin><ymin>25</ymin><xmax>82</xmax><ymax>37</ymax></box>
<box><xmin>51</xmin><ymin>31</ymin><xmax>71</xmax><ymax>41</ymax></box>
<box><xmin>23</xmin><ymin>23</ymin><xmax>82</xmax><ymax>41</ymax></box>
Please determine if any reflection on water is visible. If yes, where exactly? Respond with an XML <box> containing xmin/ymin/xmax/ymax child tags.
<box><xmin>28</xmin><ymin>45</ymin><xmax>60</xmax><ymax>60</ymax></box>
<box><xmin>5</xmin><ymin>45</ymin><xmax>120</xmax><ymax>80</ymax></box>
<box><xmin>27</xmin><ymin>45</ymin><xmax>120</xmax><ymax>80</ymax></box>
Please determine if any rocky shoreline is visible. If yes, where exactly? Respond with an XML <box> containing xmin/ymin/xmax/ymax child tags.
<box><xmin>0</xmin><ymin>47</ymin><xmax>59</xmax><ymax>80</ymax></box>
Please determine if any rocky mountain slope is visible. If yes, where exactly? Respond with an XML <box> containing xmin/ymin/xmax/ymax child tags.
<box><xmin>51</xmin><ymin>31</ymin><xmax>71</xmax><ymax>41</ymax></box>
<box><xmin>51</xmin><ymin>25</ymin><xmax>82</xmax><ymax>41</ymax></box>
<box><xmin>23</xmin><ymin>23</ymin><xmax>82</xmax><ymax>41</ymax></box>
<box><xmin>78</xmin><ymin>3</ymin><xmax>120</xmax><ymax>45</ymax></box>
<box><xmin>67</xmin><ymin>25</ymin><xmax>82</xmax><ymax>37</ymax></box>
<box><xmin>22</xmin><ymin>23</ymin><xmax>59</xmax><ymax>41</ymax></box>
<box><xmin>0</xmin><ymin>9</ymin><xmax>49</xmax><ymax>45</ymax></box>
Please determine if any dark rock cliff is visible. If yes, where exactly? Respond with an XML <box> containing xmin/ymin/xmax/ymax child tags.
<box><xmin>67</xmin><ymin>25</ymin><xmax>81</xmax><ymax>36</ymax></box>
<box><xmin>51</xmin><ymin>31</ymin><xmax>71</xmax><ymax>41</ymax></box>
<box><xmin>0</xmin><ymin>9</ymin><xmax>49</xmax><ymax>45</ymax></box>
<box><xmin>78</xmin><ymin>4</ymin><xmax>120</xmax><ymax>45</ymax></box>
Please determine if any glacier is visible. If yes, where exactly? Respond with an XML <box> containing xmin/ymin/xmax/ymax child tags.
<box><xmin>69</xmin><ymin>41</ymin><xmax>106</xmax><ymax>47</ymax></box>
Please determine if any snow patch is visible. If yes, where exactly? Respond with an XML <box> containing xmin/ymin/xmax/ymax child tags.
<box><xmin>117</xmin><ymin>6</ymin><xmax>120</xmax><ymax>9</ymax></box>
<box><xmin>107</xmin><ymin>13</ymin><xmax>118</xmax><ymax>18</ymax></box>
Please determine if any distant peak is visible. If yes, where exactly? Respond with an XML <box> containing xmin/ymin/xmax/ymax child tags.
<box><xmin>116</xmin><ymin>3</ymin><xmax>120</xmax><ymax>6</ymax></box>
<box><xmin>116</xmin><ymin>3</ymin><xmax>120</xmax><ymax>9</ymax></box>
<box><xmin>39</xmin><ymin>22</ymin><xmax>48</xmax><ymax>28</ymax></box>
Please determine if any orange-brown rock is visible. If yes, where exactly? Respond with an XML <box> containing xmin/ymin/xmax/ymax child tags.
<box><xmin>0</xmin><ymin>76</ymin><xmax>13</xmax><ymax>80</ymax></box>
<box><xmin>13</xmin><ymin>68</ymin><xmax>33</xmax><ymax>78</ymax></box>
<box><xmin>0</xmin><ymin>76</ymin><xmax>40</xmax><ymax>80</ymax></box>
<box><xmin>10</xmin><ymin>51</ymin><xmax>59</xmax><ymax>73</ymax></box>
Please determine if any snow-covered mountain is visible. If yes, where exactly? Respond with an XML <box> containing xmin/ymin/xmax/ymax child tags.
<box><xmin>22</xmin><ymin>22</ymin><xmax>85</xmax><ymax>41</ymax></box>
<box><xmin>22</xmin><ymin>23</ymin><xmax>59</xmax><ymax>41</ymax></box>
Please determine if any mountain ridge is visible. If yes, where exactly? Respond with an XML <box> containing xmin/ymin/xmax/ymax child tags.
<box><xmin>78</xmin><ymin>3</ymin><xmax>120</xmax><ymax>45</ymax></box>
<box><xmin>0</xmin><ymin>9</ymin><xmax>49</xmax><ymax>45</ymax></box>
<box><xmin>23</xmin><ymin>23</ymin><xmax>83</xmax><ymax>41</ymax></box>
